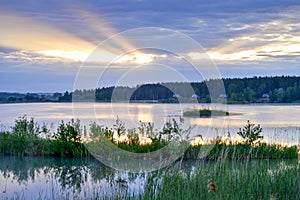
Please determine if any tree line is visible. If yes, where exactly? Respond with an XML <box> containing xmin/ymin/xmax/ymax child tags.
<box><xmin>72</xmin><ymin>76</ymin><xmax>300</xmax><ymax>103</ymax></box>
<box><xmin>1</xmin><ymin>76</ymin><xmax>300</xmax><ymax>103</ymax></box>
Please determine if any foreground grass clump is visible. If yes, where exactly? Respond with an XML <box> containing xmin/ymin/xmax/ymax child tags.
<box><xmin>143</xmin><ymin>160</ymin><xmax>299</xmax><ymax>200</ymax></box>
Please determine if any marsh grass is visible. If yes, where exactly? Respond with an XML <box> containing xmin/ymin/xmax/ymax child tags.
<box><xmin>184</xmin><ymin>142</ymin><xmax>298</xmax><ymax>160</ymax></box>
<box><xmin>0</xmin><ymin>116</ymin><xmax>298</xmax><ymax>161</ymax></box>
<box><xmin>142</xmin><ymin>159</ymin><xmax>299</xmax><ymax>200</ymax></box>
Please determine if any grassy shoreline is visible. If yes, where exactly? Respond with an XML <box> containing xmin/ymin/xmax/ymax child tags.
<box><xmin>0</xmin><ymin>116</ymin><xmax>298</xmax><ymax>160</ymax></box>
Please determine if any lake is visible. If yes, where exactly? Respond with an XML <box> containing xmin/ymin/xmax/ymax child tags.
<box><xmin>0</xmin><ymin>103</ymin><xmax>299</xmax><ymax>145</ymax></box>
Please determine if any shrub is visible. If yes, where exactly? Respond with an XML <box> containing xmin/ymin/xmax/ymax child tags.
<box><xmin>53</xmin><ymin>119</ymin><xmax>86</xmax><ymax>157</ymax></box>
<box><xmin>237</xmin><ymin>120</ymin><xmax>263</xmax><ymax>145</ymax></box>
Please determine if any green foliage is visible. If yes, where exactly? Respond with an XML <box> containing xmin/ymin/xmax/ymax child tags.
<box><xmin>0</xmin><ymin>117</ymin><xmax>88</xmax><ymax>157</ymax></box>
<box><xmin>113</xmin><ymin>117</ymin><xmax>126</xmax><ymax>139</ymax></box>
<box><xmin>52</xmin><ymin>119</ymin><xmax>87</xmax><ymax>157</ymax></box>
<box><xmin>0</xmin><ymin>116</ymin><xmax>50</xmax><ymax>155</ymax></box>
<box><xmin>0</xmin><ymin>117</ymin><xmax>297</xmax><ymax>160</ymax></box>
<box><xmin>74</xmin><ymin>76</ymin><xmax>300</xmax><ymax>103</ymax></box>
<box><xmin>88</xmin><ymin>118</ymin><xmax>191</xmax><ymax>154</ymax></box>
<box><xmin>160</xmin><ymin>118</ymin><xmax>191</xmax><ymax>142</ymax></box>
<box><xmin>54</xmin><ymin>119</ymin><xmax>82</xmax><ymax>142</ymax></box>
<box><xmin>144</xmin><ymin>160</ymin><xmax>299</xmax><ymax>200</ymax></box>
<box><xmin>12</xmin><ymin>115</ymin><xmax>39</xmax><ymax>137</ymax></box>
<box><xmin>186</xmin><ymin>143</ymin><xmax>298</xmax><ymax>160</ymax></box>
<box><xmin>89</xmin><ymin>122</ymin><xmax>113</xmax><ymax>140</ymax></box>
<box><xmin>237</xmin><ymin>120</ymin><xmax>263</xmax><ymax>145</ymax></box>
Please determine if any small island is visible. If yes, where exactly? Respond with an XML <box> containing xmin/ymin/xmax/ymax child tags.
<box><xmin>183</xmin><ymin>108</ymin><xmax>229</xmax><ymax>117</ymax></box>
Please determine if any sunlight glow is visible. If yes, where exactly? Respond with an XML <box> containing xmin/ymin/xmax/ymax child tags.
<box><xmin>138</xmin><ymin>135</ymin><xmax>152</xmax><ymax>146</ymax></box>
<box><xmin>190</xmin><ymin>136</ymin><xmax>207</xmax><ymax>146</ymax></box>
<box><xmin>69</xmin><ymin>9</ymin><xmax>136</xmax><ymax>55</ymax></box>
<box><xmin>114</xmin><ymin>134</ymin><xmax>129</xmax><ymax>144</ymax></box>
<box><xmin>187</xmin><ymin>52</ymin><xmax>209</xmax><ymax>60</ymax></box>
<box><xmin>0</xmin><ymin>11</ymin><xmax>96</xmax><ymax>63</ymax></box>
<box><xmin>115</xmin><ymin>52</ymin><xmax>167</xmax><ymax>64</ymax></box>
<box><xmin>0</xmin><ymin>10</ymin><xmax>165</xmax><ymax>65</ymax></box>
<box><xmin>39</xmin><ymin>49</ymin><xmax>90</xmax><ymax>62</ymax></box>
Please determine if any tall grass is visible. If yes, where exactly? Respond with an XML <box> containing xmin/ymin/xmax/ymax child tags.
<box><xmin>184</xmin><ymin>142</ymin><xmax>298</xmax><ymax>160</ymax></box>
<box><xmin>142</xmin><ymin>159</ymin><xmax>299</xmax><ymax>200</ymax></box>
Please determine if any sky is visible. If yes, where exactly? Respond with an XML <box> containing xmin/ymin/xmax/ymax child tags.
<box><xmin>1</xmin><ymin>0</ymin><xmax>300</xmax><ymax>92</ymax></box>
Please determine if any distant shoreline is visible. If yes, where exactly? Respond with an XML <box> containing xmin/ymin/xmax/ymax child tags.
<box><xmin>1</xmin><ymin>101</ymin><xmax>300</xmax><ymax>105</ymax></box>
<box><xmin>1</xmin><ymin>76</ymin><xmax>300</xmax><ymax>104</ymax></box>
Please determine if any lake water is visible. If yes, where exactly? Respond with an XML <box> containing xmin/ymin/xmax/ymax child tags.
<box><xmin>0</xmin><ymin>156</ymin><xmax>148</xmax><ymax>199</ymax></box>
<box><xmin>0</xmin><ymin>103</ymin><xmax>299</xmax><ymax>145</ymax></box>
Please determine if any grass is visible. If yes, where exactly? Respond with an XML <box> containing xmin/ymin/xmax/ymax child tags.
<box><xmin>142</xmin><ymin>159</ymin><xmax>299</xmax><ymax>200</ymax></box>
<box><xmin>0</xmin><ymin>116</ymin><xmax>298</xmax><ymax>160</ymax></box>
<box><xmin>184</xmin><ymin>142</ymin><xmax>298</xmax><ymax>160</ymax></box>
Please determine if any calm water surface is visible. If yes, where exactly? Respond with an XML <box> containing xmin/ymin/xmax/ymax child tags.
<box><xmin>0</xmin><ymin>156</ymin><xmax>147</xmax><ymax>199</ymax></box>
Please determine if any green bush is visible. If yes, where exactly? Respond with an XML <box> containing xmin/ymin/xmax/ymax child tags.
<box><xmin>52</xmin><ymin>119</ymin><xmax>87</xmax><ymax>157</ymax></box>
<box><xmin>237</xmin><ymin>120</ymin><xmax>263</xmax><ymax>145</ymax></box>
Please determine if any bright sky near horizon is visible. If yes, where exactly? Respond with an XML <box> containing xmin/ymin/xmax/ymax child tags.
<box><xmin>1</xmin><ymin>0</ymin><xmax>300</xmax><ymax>92</ymax></box>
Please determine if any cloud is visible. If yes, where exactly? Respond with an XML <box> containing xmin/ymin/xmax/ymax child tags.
<box><xmin>1</xmin><ymin>0</ymin><xmax>300</xmax><ymax>92</ymax></box>
<box><xmin>0</xmin><ymin>50</ymin><xmax>70</xmax><ymax>64</ymax></box>
<box><xmin>199</xmin><ymin>6</ymin><xmax>300</xmax><ymax>63</ymax></box>
<box><xmin>0</xmin><ymin>11</ymin><xmax>96</xmax><ymax>62</ymax></box>
<box><xmin>114</xmin><ymin>52</ymin><xmax>167</xmax><ymax>64</ymax></box>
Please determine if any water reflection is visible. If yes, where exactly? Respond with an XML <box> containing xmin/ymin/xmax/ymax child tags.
<box><xmin>0</xmin><ymin>156</ymin><xmax>147</xmax><ymax>199</ymax></box>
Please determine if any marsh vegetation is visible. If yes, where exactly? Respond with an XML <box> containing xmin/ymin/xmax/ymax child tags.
<box><xmin>0</xmin><ymin>116</ymin><xmax>298</xmax><ymax>160</ymax></box>
<box><xmin>0</xmin><ymin>116</ymin><xmax>299</xmax><ymax>199</ymax></box>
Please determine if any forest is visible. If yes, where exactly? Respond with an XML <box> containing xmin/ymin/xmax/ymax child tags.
<box><xmin>72</xmin><ymin>75</ymin><xmax>300</xmax><ymax>103</ymax></box>
<box><xmin>1</xmin><ymin>76</ymin><xmax>300</xmax><ymax>104</ymax></box>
